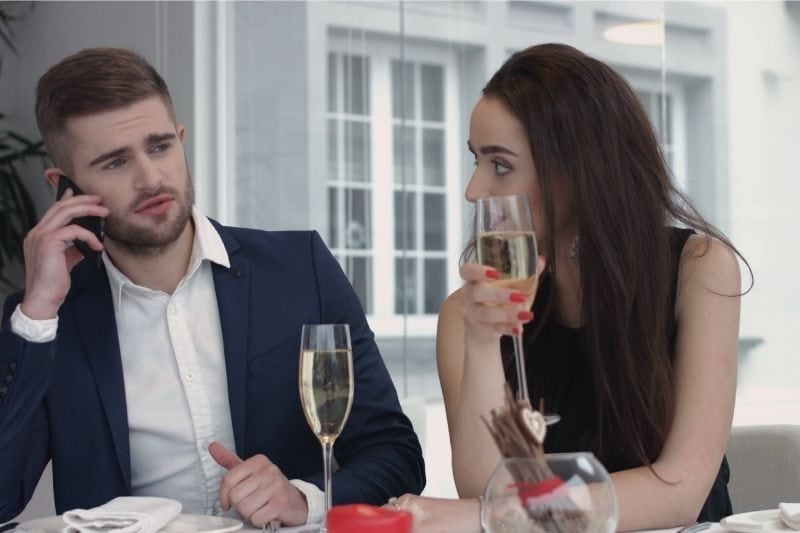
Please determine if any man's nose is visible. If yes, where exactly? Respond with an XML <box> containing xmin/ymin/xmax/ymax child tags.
<box><xmin>134</xmin><ymin>156</ymin><xmax>162</xmax><ymax>190</ymax></box>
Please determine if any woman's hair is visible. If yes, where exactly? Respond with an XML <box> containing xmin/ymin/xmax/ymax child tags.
<box><xmin>467</xmin><ymin>43</ymin><xmax>749</xmax><ymax>469</ymax></box>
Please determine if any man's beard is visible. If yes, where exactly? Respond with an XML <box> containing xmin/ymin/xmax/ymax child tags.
<box><xmin>105</xmin><ymin>175</ymin><xmax>195</xmax><ymax>258</ymax></box>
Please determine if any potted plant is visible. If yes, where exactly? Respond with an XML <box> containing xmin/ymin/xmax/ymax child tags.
<box><xmin>0</xmin><ymin>2</ymin><xmax>47</xmax><ymax>290</ymax></box>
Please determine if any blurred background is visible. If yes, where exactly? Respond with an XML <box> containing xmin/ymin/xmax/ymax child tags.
<box><xmin>1</xmin><ymin>0</ymin><xmax>798</xmax><ymax>499</ymax></box>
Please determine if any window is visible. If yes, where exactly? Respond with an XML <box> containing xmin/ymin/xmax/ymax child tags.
<box><xmin>633</xmin><ymin>85</ymin><xmax>687</xmax><ymax>190</ymax></box>
<box><xmin>392</xmin><ymin>60</ymin><xmax>448</xmax><ymax>316</ymax></box>
<box><xmin>324</xmin><ymin>34</ymin><xmax>463</xmax><ymax>334</ymax></box>
<box><xmin>327</xmin><ymin>53</ymin><xmax>374</xmax><ymax>313</ymax></box>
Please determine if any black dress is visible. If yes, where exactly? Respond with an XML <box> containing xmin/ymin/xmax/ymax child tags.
<box><xmin>502</xmin><ymin>227</ymin><xmax>731</xmax><ymax>521</ymax></box>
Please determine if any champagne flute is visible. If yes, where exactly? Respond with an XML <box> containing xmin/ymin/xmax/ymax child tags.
<box><xmin>299</xmin><ymin>324</ymin><xmax>355</xmax><ymax>531</ymax></box>
<box><xmin>475</xmin><ymin>194</ymin><xmax>559</xmax><ymax>424</ymax></box>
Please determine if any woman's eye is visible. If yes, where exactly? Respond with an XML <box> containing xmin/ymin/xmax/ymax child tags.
<box><xmin>494</xmin><ymin>160</ymin><xmax>511</xmax><ymax>175</ymax></box>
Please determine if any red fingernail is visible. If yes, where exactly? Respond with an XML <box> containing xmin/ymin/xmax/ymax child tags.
<box><xmin>517</xmin><ymin>311</ymin><xmax>534</xmax><ymax>321</ymax></box>
<box><xmin>509</xmin><ymin>292</ymin><xmax>526</xmax><ymax>303</ymax></box>
<box><xmin>485</xmin><ymin>269</ymin><xmax>501</xmax><ymax>279</ymax></box>
<box><xmin>512</xmin><ymin>326</ymin><xmax>521</xmax><ymax>335</ymax></box>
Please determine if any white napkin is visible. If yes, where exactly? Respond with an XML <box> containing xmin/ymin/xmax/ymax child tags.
<box><xmin>780</xmin><ymin>503</ymin><xmax>800</xmax><ymax>530</ymax></box>
<box><xmin>62</xmin><ymin>496</ymin><xmax>181</xmax><ymax>533</ymax></box>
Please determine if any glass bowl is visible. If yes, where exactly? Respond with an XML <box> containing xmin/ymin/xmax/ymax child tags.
<box><xmin>482</xmin><ymin>453</ymin><xmax>618</xmax><ymax>532</ymax></box>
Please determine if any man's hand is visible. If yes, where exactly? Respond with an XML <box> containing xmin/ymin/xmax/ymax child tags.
<box><xmin>21</xmin><ymin>189</ymin><xmax>108</xmax><ymax>320</ymax></box>
<box><xmin>209</xmin><ymin>441</ymin><xmax>309</xmax><ymax>528</ymax></box>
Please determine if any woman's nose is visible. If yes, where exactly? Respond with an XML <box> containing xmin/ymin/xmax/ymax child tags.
<box><xmin>464</xmin><ymin>172</ymin><xmax>485</xmax><ymax>203</ymax></box>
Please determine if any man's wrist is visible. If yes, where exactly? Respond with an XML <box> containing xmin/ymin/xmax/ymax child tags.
<box><xmin>20</xmin><ymin>297</ymin><xmax>59</xmax><ymax>321</ymax></box>
<box><xmin>289</xmin><ymin>479</ymin><xmax>323</xmax><ymax>525</ymax></box>
<box><xmin>11</xmin><ymin>304</ymin><xmax>59</xmax><ymax>343</ymax></box>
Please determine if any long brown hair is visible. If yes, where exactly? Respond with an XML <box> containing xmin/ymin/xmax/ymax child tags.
<box><xmin>470</xmin><ymin>43</ymin><xmax>748</xmax><ymax>469</ymax></box>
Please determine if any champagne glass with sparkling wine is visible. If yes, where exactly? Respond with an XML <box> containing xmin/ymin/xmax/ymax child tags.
<box><xmin>299</xmin><ymin>324</ymin><xmax>354</xmax><ymax>531</ymax></box>
<box><xmin>476</xmin><ymin>194</ymin><xmax>559</xmax><ymax>424</ymax></box>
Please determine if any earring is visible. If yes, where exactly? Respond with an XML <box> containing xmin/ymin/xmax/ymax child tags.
<box><xmin>569</xmin><ymin>235</ymin><xmax>580</xmax><ymax>268</ymax></box>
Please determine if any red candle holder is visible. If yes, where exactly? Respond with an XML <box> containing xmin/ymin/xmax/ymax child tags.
<box><xmin>327</xmin><ymin>503</ymin><xmax>413</xmax><ymax>533</ymax></box>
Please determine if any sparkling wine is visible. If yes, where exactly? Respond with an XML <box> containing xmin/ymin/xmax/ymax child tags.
<box><xmin>299</xmin><ymin>349</ymin><xmax>354</xmax><ymax>443</ymax></box>
<box><xmin>477</xmin><ymin>230</ymin><xmax>538</xmax><ymax>290</ymax></box>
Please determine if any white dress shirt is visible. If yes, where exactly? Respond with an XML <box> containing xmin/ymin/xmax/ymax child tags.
<box><xmin>11</xmin><ymin>208</ymin><xmax>324</xmax><ymax>524</ymax></box>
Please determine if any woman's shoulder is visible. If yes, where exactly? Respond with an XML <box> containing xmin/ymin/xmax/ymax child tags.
<box><xmin>436</xmin><ymin>288</ymin><xmax>466</xmax><ymax>358</ymax></box>
<box><xmin>677</xmin><ymin>233</ymin><xmax>742</xmax><ymax>298</ymax></box>
<box><xmin>438</xmin><ymin>288</ymin><xmax>464</xmax><ymax>336</ymax></box>
<box><xmin>440</xmin><ymin>288</ymin><xmax>463</xmax><ymax>315</ymax></box>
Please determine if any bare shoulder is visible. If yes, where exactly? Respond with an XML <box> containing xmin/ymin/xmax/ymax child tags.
<box><xmin>678</xmin><ymin>233</ymin><xmax>742</xmax><ymax>295</ymax></box>
<box><xmin>436</xmin><ymin>288</ymin><xmax>466</xmax><ymax>369</ymax></box>
<box><xmin>676</xmin><ymin>235</ymin><xmax>742</xmax><ymax>312</ymax></box>
<box><xmin>439</xmin><ymin>288</ymin><xmax>464</xmax><ymax>323</ymax></box>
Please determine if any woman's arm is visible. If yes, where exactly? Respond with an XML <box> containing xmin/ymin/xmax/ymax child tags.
<box><xmin>437</xmin><ymin>262</ymin><xmax>540</xmax><ymax>497</ymax></box>
<box><xmin>437</xmin><ymin>289</ymin><xmax>505</xmax><ymax>497</ymax></box>
<box><xmin>613</xmin><ymin>235</ymin><xmax>741</xmax><ymax>530</ymax></box>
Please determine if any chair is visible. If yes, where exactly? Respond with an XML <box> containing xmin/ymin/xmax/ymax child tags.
<box><xmin>0</xmin><ymin>461</ymin><xmax>55</xmax><ymax>528</ymax></box>
<box><xmin>726</xmin><ymin>424</ymin><xmax>800</xmax><ymax>513</ymax></box>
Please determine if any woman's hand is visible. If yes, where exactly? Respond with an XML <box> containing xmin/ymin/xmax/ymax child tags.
<box><xmin>384</xmin><ymin>494</ymin><xmax>481</xmax><ymax>533</ymax></box>
<box><xmin>459</xmin><ymin>257</ymin><xmax>545</xmax><ymax>345</ymax></box>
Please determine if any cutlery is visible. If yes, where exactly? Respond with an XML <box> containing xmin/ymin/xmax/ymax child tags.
<box><xmin>678</xmin><ymin>521</ymin><xmax>712</xmax><ymax>533</ymax></box>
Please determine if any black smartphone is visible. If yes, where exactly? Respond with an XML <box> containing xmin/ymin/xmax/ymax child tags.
<box><xmin>56</xmin><ymin>175</ymin><xmax>106</xmax><ymax>269</ymax></box>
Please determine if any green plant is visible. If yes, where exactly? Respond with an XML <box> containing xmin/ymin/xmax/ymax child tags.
<box><xmin>0</xmin><ymin>2</ymin><xmax>46</xmax><ymax>289</ymax></box>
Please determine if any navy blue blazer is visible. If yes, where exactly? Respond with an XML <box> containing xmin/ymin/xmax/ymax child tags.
<box><xmin>0</xmin><ymin>224</ymin><xmax>424</xmax><ymax>522</ymax></box>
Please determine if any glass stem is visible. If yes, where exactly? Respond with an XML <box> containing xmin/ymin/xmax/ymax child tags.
<box><xmin>513</xmin><ymin>334</ymin><xmax>529</xmax><ymax>402</ymax></box>
<box><xmin>322</xmin><ymin>439</ymin><xmax>334</xmax><ymax>514</ymax></box>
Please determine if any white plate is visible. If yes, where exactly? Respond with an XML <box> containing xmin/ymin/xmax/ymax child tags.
<box><xmin>15</xmin><ymin>513</ymin><xmax>243</xmax><ymax>533</ymax></box>
<box><xmin>721</xmin><ymin>509</ymin><xmax>794</xmax><ymax>532</ymax></box>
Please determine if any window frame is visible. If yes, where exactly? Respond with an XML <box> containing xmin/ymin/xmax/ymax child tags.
<box><xmin>325</xmin><ymin>35</ymin><xmax>464</xmax><ymax>336</ymax></box>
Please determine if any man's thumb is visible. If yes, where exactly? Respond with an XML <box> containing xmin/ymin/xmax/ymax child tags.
<box><xmin>209</xmin><ymin>441</ymin><xmax>243</xmax><ymax>470</ymax></box>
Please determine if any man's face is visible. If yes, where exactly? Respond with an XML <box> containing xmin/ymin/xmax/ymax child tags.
<box><xmin>56</xmin><ymin>96</ymin><xmax>194</xmax><ymax>257</ymax></box>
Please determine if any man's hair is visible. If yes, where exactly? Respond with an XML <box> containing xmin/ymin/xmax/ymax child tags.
<box><xmin>35</xmin><ymin>47</ymin><xmax>175</xmax><ymax>171</ymax></box>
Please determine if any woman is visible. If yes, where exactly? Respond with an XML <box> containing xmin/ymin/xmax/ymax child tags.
<box><xmin>392</xmin><ymin>43</ymin><xmax>745</xmax><ymax>531</ymax></box>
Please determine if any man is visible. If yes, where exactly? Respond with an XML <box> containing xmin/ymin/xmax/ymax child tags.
<box><xmin>0</xmin><ymin>48</ymin><xmax>424</xmax><ymax>527</ymax></box>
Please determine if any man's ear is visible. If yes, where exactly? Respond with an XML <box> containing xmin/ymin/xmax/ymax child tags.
<box><xmin>177</xmin><ymin>124</ymin><xmax>186</xmax><ymax>143</ymax></box>
<box><xmin>44</xmin><ymin>167</ymin><xmax>65</xmax><ymax>189</ymax></box>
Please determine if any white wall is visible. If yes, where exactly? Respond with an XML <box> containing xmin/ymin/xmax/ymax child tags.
<box><xmin>0</xmin><ymin>2</ymin><xmax>198</xmax><ymax>298</ymax></box>
<box><xmin>720</xmin><ymin>1</ymin><xmax>800</xmax><ymax>422</ymax></box>
<box><xmin>2</xmin><ymin>1</ymin><xmax>196</xmax><ymax>216</ymax></box>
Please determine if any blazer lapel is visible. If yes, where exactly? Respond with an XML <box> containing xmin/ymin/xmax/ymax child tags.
<box><xmin>211</xmin><ymin>225</ymin><xmax>250</xmax><ymax>456</ymax></box>
<box><xmin>71</xmin><ymin>264</ymin><xmax>131</xmax><ymax>491</ymax></box>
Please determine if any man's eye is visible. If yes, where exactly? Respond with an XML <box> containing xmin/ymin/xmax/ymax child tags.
<box><xmin>151</xmin><ymin>142</ymin><xmax>170</xmax><ymax>153</ymax></box>
<box><xmin>105</xmin><ymin>158</ymin><xmax>125</xmax><ymax>170</ymax></box>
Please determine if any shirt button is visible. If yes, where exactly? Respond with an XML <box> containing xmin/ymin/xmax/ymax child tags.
<box><xmin>186</xmin><ymin>372</ymin><xmax>194</xmax><ymax>381</ymax></box>
<box><xmin>169</xmin><ymin>305</ymin><xmax>177</xmax><ymax>315</ymax></box>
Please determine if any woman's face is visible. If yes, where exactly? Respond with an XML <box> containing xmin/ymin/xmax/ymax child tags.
<box><xmin>466</xmin><ymin>96</ymin><xmax>547</xmax><ymax>242</ymax></box>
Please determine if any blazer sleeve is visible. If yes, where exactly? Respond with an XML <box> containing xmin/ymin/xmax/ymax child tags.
<box><xmin>0</xmin><ymin>294</ymin><xmax>55</xmax><ymax>522</ymax></box>
<box><xmin>302</xmin><ymin>231</ymin><xmax>426</xmax><ymax>503</ymax></box>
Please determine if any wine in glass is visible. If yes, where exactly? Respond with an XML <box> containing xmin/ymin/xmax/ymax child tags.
<box><xmin>476</xmin><ymin>194</ymin><xmax>559</xmax><ymax>425</ymax></box>
<box><xmin>299</xmin><ymin>324</ymin><xmax>355</xmax><ymax>531</ymax></box>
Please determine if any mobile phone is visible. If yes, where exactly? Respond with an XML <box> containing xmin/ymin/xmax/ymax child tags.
<box><xmin>56</xmin><ymin>175</ymin><xmax>106</xmax><ymax>269</ymax></box>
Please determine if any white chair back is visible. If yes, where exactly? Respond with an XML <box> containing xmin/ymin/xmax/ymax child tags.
<box><xmin>3</xmin><ymin>460</ymin><xmax>56</xmax><ymax>524</ymax></box>
<box><xmin>726</xmin><ymin>424</ymin><xmax>800</xmax><ymax>513</ymax></box>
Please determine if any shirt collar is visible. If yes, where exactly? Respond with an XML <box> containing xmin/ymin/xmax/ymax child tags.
<box><xmin>102</xmin><ymin>207</ymin><xmax>230</xmax><ymax>311</ymax></box>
